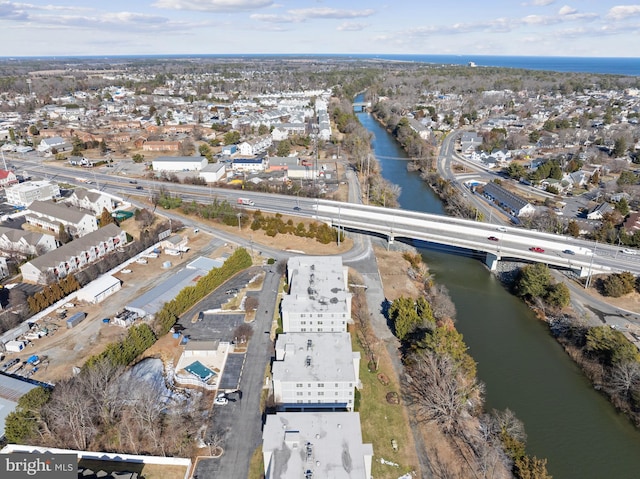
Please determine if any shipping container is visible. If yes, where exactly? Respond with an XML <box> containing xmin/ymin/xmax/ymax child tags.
<box><xmin>66</xmin><ymin>311</ymin><xmax>87</xmax><ymax>329</ymax></box>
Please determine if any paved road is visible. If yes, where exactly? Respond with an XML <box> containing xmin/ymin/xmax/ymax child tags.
<box><xmin>193</xmin><ymin>267</ymin><xmax>280</xmax><ymax>479</ymax></box>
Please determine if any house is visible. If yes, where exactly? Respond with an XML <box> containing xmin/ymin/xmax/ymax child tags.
<box><xmin>26</xmin><ymin>200</ymin><xmax>99</xmax><ymax>238</ymax></box>
<box><xmin>0</xmin><ymin>226</ymin><xmax>57</xmax><ymax>256</ymax></box>
<box><xmin>481</xmin><ymin>182</ymin><xmax>536</xmax><ymax>217</ymax></box>
<box><xmin>20</xmin><ymin>223</ymin><xmax>127</xmax><ymax>284</ymax></box>
<box><xmin>151</xmin><ymin>156</ymin><xmax>208</xmax><ymax>172</ymax></box>
<box><xmin>66</xmin><ymin>188</ymin><xmax>116</xmax><ymax>215</ymax></box>
<box><xmin>36</xmin><ymin>136</ymin><xmax>67</xmax><ymax>152</ymax></box>
<box><xmin>160</xmin><ymin>234</ymin><xmax>189</xmax><ymax>252</ymax></box>
<box><xmin>238</xmin><ymin>135</ymin><xmax>272</xmax><ymax>156</ymax></box>
<box><xmin>142</xmin><ymin>140</ymin><xmax>181</xmax><ymax>152</ymax></box>
<box><xmin>281</xmin><ymin>256</ymin><xmax>352</xmax><ymax>333</ymax></box>
<box><xmin>460</xmin><ymin>131</ymin><xmax>483</xmax><ymax>153</ymax></box>
<box><xmin>272</xmin><ymin>333</ymin><xmax>360</xmax><ymax>411</ymax></box>
<box><xmin>271</xmin><ymin>123</ymin><xmax>306</xmax><ymax>141</ymax></box>
<box><xmin>5</xmin><ymin>180</ymin><xmax>61</xmax><ymax>207</ymax></box>
<box><xmin>262</xmin><ymin>412</ymin><xmax>373</xmax><ymax>479</ymax></box>
<box><xmin>587</xmin><ymin>202</ymin><xmax>614</xmax><ymax>220</ymax></box>
<box><xmin>408</xmin><ymin>118</ymin><xmax>430</xmax><ymax>140</ymax></box>
<box><xmin>0</xmin><ymin>170</ymin><xmax>18</xmax><ymax>188</ymax></box>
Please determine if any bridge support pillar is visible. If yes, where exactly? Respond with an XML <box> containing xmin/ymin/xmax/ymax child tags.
<box><xmin>485</xmin><ymin>253</ymin><xmax>500</xmax><ymax>271</ymax></box>
<box><xmin>387</xmin><ymin>232</ymin><xmax>394</xmax><ymax>249</ymax></box>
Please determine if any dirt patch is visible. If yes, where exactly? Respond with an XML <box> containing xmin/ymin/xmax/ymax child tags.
<box><xmin>374</xmin><ymin>246</ymin><xmax>423</xmax><ymax>301</ymax></box>
<box><xmin>7</xmin><ymin>232</ymin><xmax>234</xmax><ymax>384</ymax></box>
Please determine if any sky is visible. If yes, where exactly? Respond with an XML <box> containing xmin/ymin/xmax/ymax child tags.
<box><xmin>0</xmin><ymin>0</ymin><xmax>639</xmax><ymax>57</ymax></box>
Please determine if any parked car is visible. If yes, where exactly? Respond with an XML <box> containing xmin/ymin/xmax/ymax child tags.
<box><xmin>487</xmin><ymin>236</ymin><xmax>499</xmax><ymax>242</ymax></box>
<box><xmin>529</xmin><ymin>247</ymin><xmax>545</xmax><ymax>253</ymax></box>
<box><xmin>214</xmin><ymin>393</ymin><xmax>228</xmax><ymax>406</ymax></box>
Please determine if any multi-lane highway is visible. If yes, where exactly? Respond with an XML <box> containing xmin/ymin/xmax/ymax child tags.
<box><xmin>9</xmin><ymin>155</ymin><xmax>640</xmax><ymax>277</ymax></box>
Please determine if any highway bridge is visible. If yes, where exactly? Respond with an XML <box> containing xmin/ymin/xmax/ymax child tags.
<box><xmin>10</xmin><ymin>156</ymin><xmax>640</xmax><ymax>278</ymax></box>
<box><xmin>309</xmin><ymin>199</ymin><xmax>640</xmax><ymax>277</ymax></box>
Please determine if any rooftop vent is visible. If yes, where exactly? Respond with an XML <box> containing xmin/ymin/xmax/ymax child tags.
<box><xmin>307</xmin><ymin>339</ymin><xmax>312</xmax><ymax>350</ymax></box>
<box><xmin>330</xmin><ymin>297</ymin><xmax>338</xmax><ymax>304</ymax></box>
<box><xmin>306</xmin><ymin>356</ymin><xmax>312</xmax><ymax>367</ymax></box>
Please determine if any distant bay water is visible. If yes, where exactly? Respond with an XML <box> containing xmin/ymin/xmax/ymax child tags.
<box><xmin>4</xmin><ymin>53</ymin><xmax>639</xmax><ymax>76</ymax></box>
<box><xmin>347</xmin><ymin>54</ymin><xmax>640</xmax><ymax>76</ymax></box>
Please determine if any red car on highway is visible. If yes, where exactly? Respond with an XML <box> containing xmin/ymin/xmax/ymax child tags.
<box><xmin>487</xmin><ymin>236</ymin><xmax>499</xmax><ymax>241</ymax></box>
<box><xmin>529</xmin><ymin>246</ymin><xmax>545</xmax><ymax>253</ymax></box>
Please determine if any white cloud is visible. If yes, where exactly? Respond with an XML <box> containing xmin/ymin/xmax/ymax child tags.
<box><xmin>337</xmin><ymin>22</ymin><xmax>368</xmax><ymax>32</ymax></box>
<box><xmin>250</xmin><ymin>13</ymin><xmax>297</xmax><ymax>23</ymax></box>
<box><xmin>152</xmin><ymin>0</ymin><xmax>273</xmax><ymax>12</ymax></box>
<box><xmin>558</xmin><ymin>5</ymin><xmax>577</xmax><ymax>16</ymax></box>
<box><xmin>286</xmin><ymin>7</ymin><xmax>375</xmax><ymax>20</ymax></box>
<box><xmin>606</xmin><ymin>5</ymin><xmax>640</xmax><ymax>20</ymax></box>
<box><xmin>531</xmin><ymin>0</ymin><xmax>555</xmax><ymax>5</ymax></box>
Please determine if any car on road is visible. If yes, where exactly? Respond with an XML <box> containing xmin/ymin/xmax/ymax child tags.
<box><xmin>293</xmin><ymin>206</ymin><xmax>301</xmax><ymax>211</ymax></box>
<box><xmin>622</xmin><ymin>248</ymin><xmax>637</xmax><ymax>255</ymax></box>
<box><xmin>487</xmin><ymin>236</ymin><xmax>499</xmax><ymax>242</ymax></box>
<box><xmin>129</xmin><ymin>180</ymin><xmax>138</xmax><ymax>184</ymax></box>
<box><xmin>135</xmin><ymin>185</ymin><xmax>143</xmax><ymax>190</ymax></box>
<box><xmin>496</xmin><ymin>226</ymin><xmax>508</xmax><ymax>232</ymax></box>
<box><xmin>563</xmin><ymin>249</ymin><xmax>576</xmax><ymax>255</ymax></box>
<box><xmin>529</xmin><ymin>247</ymin><xmax>545</xmax><ymax>253</ymax></box>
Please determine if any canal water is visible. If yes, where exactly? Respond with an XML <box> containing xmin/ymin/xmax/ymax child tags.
<box><xmin>355</xmin><ymin>106</ymin><xmax>640</xmax><ymax>478</ymax></box>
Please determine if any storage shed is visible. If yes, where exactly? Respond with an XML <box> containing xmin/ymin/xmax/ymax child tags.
<box><xmin>76</xmin><ymin>275</ymin><xmax>122</xmax><ymax>304</ymax></box>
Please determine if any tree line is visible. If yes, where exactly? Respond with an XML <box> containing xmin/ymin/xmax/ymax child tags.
<box><xmin>385</xmin><ymin>253</ymin><xmax>551</xmax><ymax>479</ymax></box>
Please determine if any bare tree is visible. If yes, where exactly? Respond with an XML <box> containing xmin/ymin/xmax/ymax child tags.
<box><xmin>426</xmin><ymin>283</ymin><xmax>457</xmax><ymax>321</ymax></box>
<box><xmin>608</xmin><ymin>360</ymin><xmax>640</xmax><ymax>396</ymax></box>
<box><xmin>403</xmin><ymin>350</ymin><xmax>483</xmax><ymax>434</ymax></box>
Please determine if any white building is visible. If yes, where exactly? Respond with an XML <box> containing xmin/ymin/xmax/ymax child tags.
<box><xmin>272</xmin><ymin>333</ymin><xmax>359</xmax><ymax>411</ymax></box>
<box><xmin>65</xmin><ymin>188</ymin><xmax>116</xmax><ymax>215</ymax></box>
<box><xmin>151</xmin><ymin>156</ymin><xmax>208</xmax><ymax>172</ymax></box>
<box><xmin>20</xmin><ymin>223</ymin><xmax>127</xmax><ymax>284</ymax></box>
<box><xmin>75</xmin><ymin>275</ymin><xmax>122</xmax><ymax>304</ymax></box>
<box><xmin>5</xmin><ymin>180</ymin><xmax>61</xmax><ymax>207</ymax></box>
<box><xmin>0</xmin><ymin>226</ymin><xmax>57</xmax><ymax>256</ymax></box>
<box><xmin>281</xmin><ymin>256</ymin><xmax>352</xmax><ymax>333</ymax></box>
<box><xmin>26</xmin><ymin>200</ymin><xmax>98</xmax><ymax>237</ymax></box>
<box><xmin>231</xmin><ymin>157</ymin><xmax>269</xmax><ymax>172</ymax></box>
<box><xmin>238</xmin><ymin>135</ymin><xmax>272</xmax><ymax>156</ymax></box>
<box><xmin>36</xmin><ymin>136</ymin><xmax>66</xmax><ymax>152</ymax></box>
<box><xmin>199</xmin><ymin>162</ymin><xmax>227</xmax><ymax>183</ymax></box>
<box><xmin>262</xmin><ymin>412</ymin><xmax>373</xmax><ymax>479</ymax></box>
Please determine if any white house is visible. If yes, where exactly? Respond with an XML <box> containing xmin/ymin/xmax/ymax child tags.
<box><xmin>151</xmin><ymin>156</ymin><xmax>208</xmax><ymax>172</ymax></box>
<box><xmin>26</xmin><ymin>200</ymin><xmax>98</xmax><ymax>237</ymax></box>
<box><xmin>0</xmin><ymin>170</ymin><xmax>18</xmax><ymax>189</ymax></box>
<box><xmin>272</xmin><ymin>333</ymin><xmax>360</xmax><ymax>411</ymax></box>
<box><xmin>238</xmin><ymin>135</ymin><xmax>272</xmax><ymax>156</ymax></box>
<box><xmin>262</xmin><ymin>412</ymin><xmax>373</xmax><ymax>479</ymax></box>
<box><xmin>281</xmin><ymin>256</ymin><xmax>352</xmax><ymax>333</ymax></box>
<box><xmin>20</xmin><ymin>223</ymin><xmax>127</xmax><ymax>284</ymax></box>
<box><xmin>36</xmin><ymin>136</ymin><xmax>67</xmax><ymax>152</ymax></box>
<box><xmin>65</xmin><ymin>188</ymin><xmax>116</xmax><ymax>215</ymax></box>
<box><xmin>0</xmin><ymin>227</ymin><xmax>57</xmax><ymax>256</ymax></box>
<box><xmin>5</xmin><ymin>180</ymin><xmax>61</xmax><ymax>207</ymax></box>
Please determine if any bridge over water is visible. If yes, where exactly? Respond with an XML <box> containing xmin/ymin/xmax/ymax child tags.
<box><xmin>311</xmin><ymin>199</ymin><xmax>638</xmax><ymax>277</ymax></box>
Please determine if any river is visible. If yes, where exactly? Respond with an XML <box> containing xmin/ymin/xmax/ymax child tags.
<box><xmin>355</xmin><ymin>105</ymin><xmax>640</xmax><ymax>478</ymax></box>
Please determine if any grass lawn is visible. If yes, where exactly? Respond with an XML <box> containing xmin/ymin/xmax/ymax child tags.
<box><xmin>247</xmin><ymin>445</ymin><xmax>264</xmax><ymax>479</ymax></box>
<box><xmin>352</xmin><ymin>335</ymin><xmax>419</xmax><ymax>479</ymax></box>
